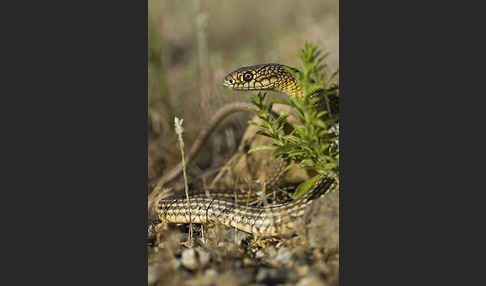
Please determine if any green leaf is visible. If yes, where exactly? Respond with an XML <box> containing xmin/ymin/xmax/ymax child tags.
<box><xmin>248</xmin><ymin>145</ymin><xmax>275</xmax><ymax>154</ymax></box>
<box><xmin>314</xmin><ymin>119</ymin><xmax>327</xmax><ymax>129</ymax></box>
<box><xmin>293</xmin><ymin>175</ymin><xmax>324</xmax><ymax>199</ymax></box>
<box><xmin>317</xmin><ymin>111</ymin><xmax>328</xmax><ymax>118</ymax></box>
<box><xmin>255</xmin><ymin>130</ymin><xmax>273</xmax><ymax>138</ymax></box>
<box><xmin>248</xmin><ymin>120</ymin><xmax>259</xmax><ymax>127</ymax></box>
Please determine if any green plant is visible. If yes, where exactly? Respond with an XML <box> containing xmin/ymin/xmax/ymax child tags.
<box><xmin>248</xmin><ymin>43</ymin><xmax>339</xmax><ymax>198</ymax></box>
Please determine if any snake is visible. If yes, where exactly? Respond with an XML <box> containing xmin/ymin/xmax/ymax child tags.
<box><xmin>154</xmin><ymin>63</ymin><xmax>337</xmax><ymax>237</ymax></box>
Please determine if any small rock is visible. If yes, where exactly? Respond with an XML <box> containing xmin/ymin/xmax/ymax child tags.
<box><xmin>181</xmin><ymin>247</ymin><xmax>211</xmax><ymax>270</ymax></box>
<box><xmin>275</xmin><ymin>247</ymin><xmax>292</xmax><ymax>266</ymax></box>
<box><xmin>255</xmin><ymin>250</ymin><xmax>265</xmax><ymax>259</ymax></box>
<box><xmin>243</xmin><ymin>257</ymin><xmax>254</xmax><ymax>266</ymax></box>
<box><xmin>204</xmin><ymin>268</ymin><xmax>217</xmax><ymax>278</ymax></box>
<box><xmin>297</xmin><ymin>275</ymin><xmax>325</xmax><ymax>286</ymax></box>
<box><xmin>173</xmin><ymin>257</ymin><xmax>181</xmax><ymax>269</ymax></box>
<box><xmin>147</xmin><ymin>264</ymin><xmax>160</xmax><ymax>286</ymax></box>
<box><xmin>195</xmin><ymin>247</ymin><xmax>210</xmax><ymax>267</ymax></box>
<box><xmin>315</xmin><ymin>261</ymin><xmax>330</xmax><ymax>275</ymax></box>
<box><xmin>296</xmin><ymin>265</ymin><xmax>310</xmax><ymax>277</ymax></box>
<box><xmin>181</xmin><ymin>248</ymin><xmax>198</xmax><ymax>270</ymax></box>
<box><xmin>256</xmin><ymin>268</ymin><xmax>268</xmax><ymax>282</ymax></box>
<box><xmin>266</xmin><ymin>247</ymin><xmax>277</xmax><ymax>257</ymax></box>
<box><xmin>256</xmin><ymin>268</ymin><xmax>285</xmax><ymax>284</ymax></box>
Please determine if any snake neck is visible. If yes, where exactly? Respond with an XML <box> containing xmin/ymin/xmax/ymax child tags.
<box><xmin>277</xmin><ymin>76</ymin><xmax>304</xmax><ymax>98</ymax></box>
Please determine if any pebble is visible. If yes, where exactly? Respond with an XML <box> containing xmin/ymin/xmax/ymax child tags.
<box><xmin>181</xmin><ymin>249</ymin><xmax>198</xmax><ymax>270</ymax></box>
<box><xmin>204</xmin><ymin>268</ymin><xmax>218</xmax><ymax>278</ymax></box>
<box><xmin>181</xmin><ymin>247</ymin><xmax>211</xmax><ymax>270</ymax></box>
<box><xmin>196</xmin><ymin>247</ymin><xmax>210</xmax><ymax>267</ymax></box>
<box><xmin>173</xmin><ymin>257</ymin><xmax>181</xmax><ymax>269</ymax></box>
<box><xmin>243</xmin><ymin>257</ymin><xmax>254</xmax><ymax>266</ymax></box>
<box><xmin>256</xmin><ymin>268</ymin><xmax>285</xmax><ymax>284</ymax></box>
<box><xmin>296</xmin><ymin>265</ymin><xmax>310</xmax><ymax>277</ymax></box>
<box><xmin>255</xmin><ymin>250</ymin><xmax>265</xmax><ymax>259</ymax></box>
<box><xmin>296</xmin><ymin>275</ymin><xmax>325</xmax><ymax>286</ymax></box>
<box><xmin>147</xmin><ymin>264</ymin><xmax>160</xmax><ymax>286</ymax></box>
<box><xmin>275</xmin><ymin>247</ymin><xmax>292</xmax><ymax>265</ymax></box>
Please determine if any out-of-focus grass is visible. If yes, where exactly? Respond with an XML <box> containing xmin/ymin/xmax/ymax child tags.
<box><xmin>148</xmin><ymin>0</ymin><xmax>338</xmax><ymax>189</ymax></box>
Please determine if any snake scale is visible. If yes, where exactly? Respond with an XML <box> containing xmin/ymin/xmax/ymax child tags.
<box><xmin>154</xmin><ymin>63</ymin><xmax>337</xmax><ymax>237</ymax></box>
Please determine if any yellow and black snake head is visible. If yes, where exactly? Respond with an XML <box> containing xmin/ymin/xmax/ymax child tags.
<box><xmin>223</xmin><ymin>63</ymin><xmax>302</xmax><ymax>97</ymax></box>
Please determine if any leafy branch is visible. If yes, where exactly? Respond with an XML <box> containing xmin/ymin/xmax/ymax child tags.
<box><xmin>248</xmin><ymin>43</ymin><xmax>339</xmax><ymax>197</ymax></box>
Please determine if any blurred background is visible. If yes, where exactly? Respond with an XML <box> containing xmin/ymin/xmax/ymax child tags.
<box><xmin>148</xmin><ymin>0</ymin><xmax>339</xmax><ymax>187</ymax></box>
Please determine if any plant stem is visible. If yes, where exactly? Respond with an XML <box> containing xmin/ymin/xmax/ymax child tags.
<box><xmin>174</xmin><ymin>117</ymin><xmax>193</xmax><ymax>245</ymax></box>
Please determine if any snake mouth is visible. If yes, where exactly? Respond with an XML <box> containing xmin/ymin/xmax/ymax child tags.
<box><xmin>226</xmin><ymin>85</ymin><xmax>272</xmax><ymax>91</ymax></box>
<box><xmin>222</xmin><ymin>81</ymin><xmax>233</xmax><ymax>88</ymax></box>
<box><xmin>223</xmin><ymin>78</ymin><xmax>275</xmax><ymax>91</ymax></box>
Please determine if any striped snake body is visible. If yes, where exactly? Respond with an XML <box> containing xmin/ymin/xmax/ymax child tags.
<box><xmin>157</xmin><ymin>176</ymin><xmax>334</xmax><ymax>237</ymax></box>
<box><xmin>155</xmin><ymin>63</ymin><xmax>335</xmax><ymax>237</ymax></box>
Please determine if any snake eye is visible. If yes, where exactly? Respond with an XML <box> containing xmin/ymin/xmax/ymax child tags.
<box><xmin>228</xmin><ymin>79</ymin><xmax>234</xmax><ymax>84</ymax></box>
<box><xmin>243</xmin><ymin>72</ymin><xmax>253</xmax><ymax>82</ymax></box>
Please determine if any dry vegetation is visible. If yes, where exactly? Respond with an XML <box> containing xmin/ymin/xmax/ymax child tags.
<box><xmin>148</xmin><ymin>1</ymin><xmax>339</xmax><ymax>285</ymax></box>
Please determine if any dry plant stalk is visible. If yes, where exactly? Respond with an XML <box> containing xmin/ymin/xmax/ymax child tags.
<box><xmin>174</xmin><ymin>117</ymin><xmax>193</xmax><ymax>245</ymax></box>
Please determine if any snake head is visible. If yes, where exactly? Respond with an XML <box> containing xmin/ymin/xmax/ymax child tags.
<box><xmin>223</xmin><ymin>64</ymin><xmax>288</xmax><ymax>91</ymax></box>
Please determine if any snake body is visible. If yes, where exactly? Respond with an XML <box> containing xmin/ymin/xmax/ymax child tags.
<box><xmin>157</xmin><ymin>176</ymin><xmax>334</xmax><ymax>237</ymax></box>
<box><xmin>155</xmin><ymin>63</ymin><xmax>334</xmax><ymax>237</ymax></box>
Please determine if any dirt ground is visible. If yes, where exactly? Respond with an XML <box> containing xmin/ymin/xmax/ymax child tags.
<box><xmin>148</xmin><ymin>185</ymin><xmax>339</xmax><ymax>286</ymax></box>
